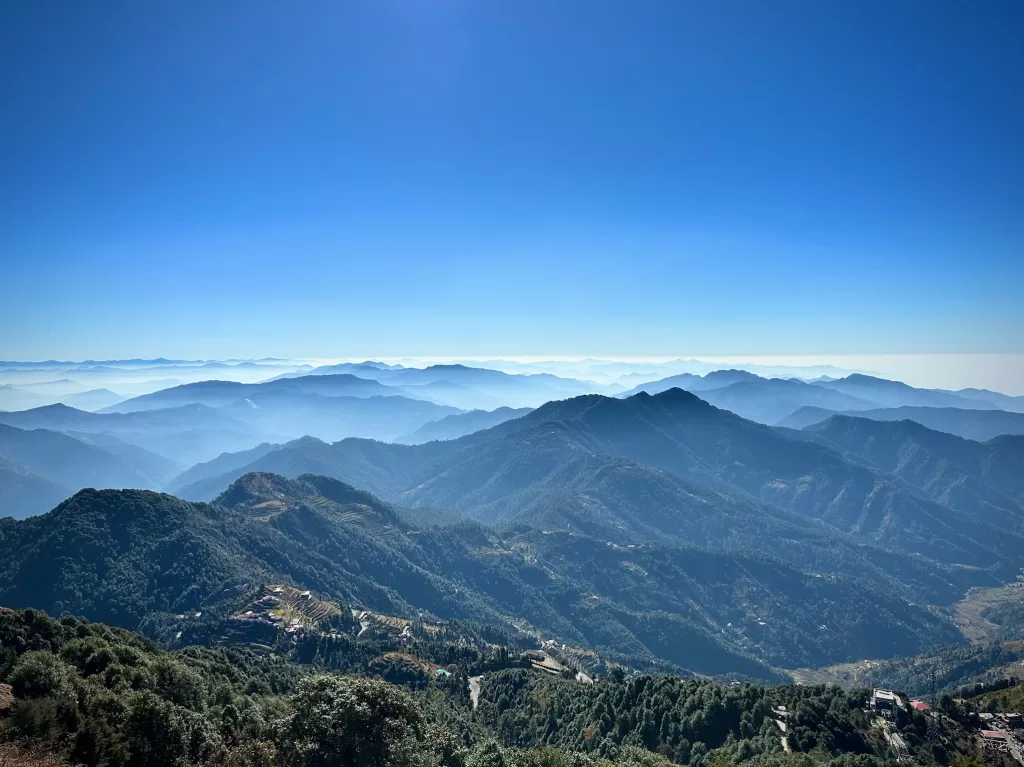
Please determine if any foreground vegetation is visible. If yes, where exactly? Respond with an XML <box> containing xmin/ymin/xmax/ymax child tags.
<box><xmin>1</xmin><ymin>608</ymin><xmax>1017</xmax><ymax>767</ymax></box>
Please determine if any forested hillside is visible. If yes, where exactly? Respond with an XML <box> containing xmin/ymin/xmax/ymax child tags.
<box><xmin>0</xmin><ymin>607</ymin><xmax>1011</xmax><ymax>767</ymax></box>
<box><xmin>0</xmin><ymin>474</ymin><xmax>965</xmax><ymax>677</ymax></box>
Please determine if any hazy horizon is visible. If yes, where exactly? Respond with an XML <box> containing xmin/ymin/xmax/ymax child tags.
<box><xmin>2</xmin><ymin>352</ymin><xmax>1023</xmax><ymax>395</ymax></box>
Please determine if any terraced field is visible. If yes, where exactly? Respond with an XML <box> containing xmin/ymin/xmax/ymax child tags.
<box><xmin>243</xmin><ymin>499</ymin><xmax>290</xmax><ymax>520</ymax></box>
<box><xmin>232</xmin><ymin>584</ymin><xmax>343</xmax><ymax>631</ymax></box>
<box><xmin>309</xmin><ymin>497</ymin><xmax>404</xmax><ymax>541</ymax></box>
<box><xmin>954</xmin><ymin>584</ymin><xmax>1024</xmax><ymax>643</ymax></box>
<box><xmin>353</xmin><ymin>608</ymin><xmax>445</xmax><ymax>639</ymax></box>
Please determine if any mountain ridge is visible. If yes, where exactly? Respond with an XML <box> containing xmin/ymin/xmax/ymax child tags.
<box><xmin>0</xmin><ymin>473</ymin><xmax>966</xmax><ymax>676</ymax></box>
<box><xmin>780</xmin><ymin>403</ymin><xmax>1024</xmax><ymax>441</ymax></box>
<box><xmin>169</xmin><ymin>389</ymin><xmax>1024</xmax><ymax>599</ymax></box>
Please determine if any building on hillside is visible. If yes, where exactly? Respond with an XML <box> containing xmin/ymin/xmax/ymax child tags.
<box><xmin>871</xmin><ymin>689</ymin><xmax>902</xmax><ymax>720</ymax></box>
<box><xmin>981</xmin><ymin>730</ymin><xmax>1009</xmax><ymax>752</ymax></box>
<box><xmin>910</xmin><ymin>700</ymin><xmax>931</xmax><ymax>712</ymax></box>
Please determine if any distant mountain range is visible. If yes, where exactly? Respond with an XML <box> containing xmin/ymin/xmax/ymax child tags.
<box><xmin>619</xmin><ymin>369</ymin><xmax>763</xmax><ymax>395</ymax></box>
<box><xmin>779</xmin><ymin>404</ymin><xmax>1024</xmax><ymax>441</ymax></box>
<box><xmin>806</xmin><ymin>415</ymin><xmax>1024</xmax><ymax>524</ymax></box>
<box><xmin>622</xmin><ymin>371</ymin><xmax>1015</xmax><ymax>425</ymax></box>
<box><xmin>815</xmin><ymin>374</ymin><xmax>1005</xmax><ymax>410</ymax></box>
<box><xmin>0</xmin><ymin>422</ymin><xmax>169</xmax><ymax>517</ymax></box>
<box><xmin>2</xmin><ymin>363</ymin><xmax>1023</xmax><ymax>525</ymax></box>
<box><xmin>0</xmin><ymin>402</ymin><xmax>276</xmax><ymax>468</ymax></box>
<box><xmin>0</xmin><ymin>377</ymin><xmax>462</xmax><ymax>471</ymax></box>
<box><xmin>102</xmin><ymin>373</ymin><xmax>399</xmax><ymax>412</ymax></box>
<box><xmin>273</xmin><ymin>362</ymin><xmax>606</xmax><ymax>409</ymax></box>
<box><xmin>694</xmin><ymin>378</ymin><xmax>879</xmax><ymax>423</ymax></box>
<box><xmin>3</xmin><ymin>357</ymin><xmax>1024</xmax><ymax>684</ymax></box>
<box><xmin>0</xmin><ymin>383</ymin><xmax>49</xmax><ymax>411</ymax></box>
<box><xmin>170</xmin><ymin>390</ymin><xmax>1024</xmax><ymax>604</ymax></box>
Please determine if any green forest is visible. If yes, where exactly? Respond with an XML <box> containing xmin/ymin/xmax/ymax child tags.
<box><xmin>0</xmin><ymin>607</ymin><xmax>1018</xmax><ymax>767</ymax></box>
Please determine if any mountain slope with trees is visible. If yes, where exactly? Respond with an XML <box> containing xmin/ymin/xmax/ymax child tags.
<box><xmin>0</xmin><ymin>606</ymin><xmax>998</xmax><ymax>767</ymax></box>
<box><xmin>806</xmin><ymin>416</ymin><xmax>1024</xmax><ymax>518</ymax></box>
<box><xmin>0</xmin><ymin>474</ymin><xmax>964</xmax><ymax>676</ymax></box>
<box><xmin>398</xmin><ymin>407</ymin><xmax>533</xmax><ymax>444</ymax></box>
<box><xmin>182</xmin><ymin>391</ymin><xmax>1024</xmax><ymax>593</ymax></box>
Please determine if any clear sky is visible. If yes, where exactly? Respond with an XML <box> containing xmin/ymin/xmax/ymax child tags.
<box><xmin>2</xmin><ymin>0</ymin><xmax>1022</xmax><ymax>362</ymax></box>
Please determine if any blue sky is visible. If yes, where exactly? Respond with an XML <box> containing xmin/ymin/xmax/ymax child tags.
<box><xmin>2</xmin><ymin>0</ymin><xmax>1022</xmax><ymax>361</ymax></box>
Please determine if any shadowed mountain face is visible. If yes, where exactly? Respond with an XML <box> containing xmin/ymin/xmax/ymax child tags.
<box><xmin>396</xmin><ymin>406</ymin><xmax>533</xmax><ymax>444</ymax></box>
<box><xmin>0</xmin><ymin>402</ymin><xmax>269</xmax><ymax>467</ymax></box>
<box><xmin>695</xmin><ymin>379</ymin><xmax>878</xmax><ymax>423</ymax></box>
<box><xmin>0</xmin><ymin>423</ymin><xmax>161</xmax><ymax>499</ymax></box>
<box><xmin>0</xmin><ymin>474</ymin><xmax>965</xmax><ymax>676</ymax></box>
<box><xmin>174</xmin><ymin>390</ymin><xmax>1024</xmax><ymax>598</ymax></box>
<box><xmin>0</xmin><ymin>420</ymin><xmax>207</xmax><ymax>517</ymax></box>
<box><xmin>61</xmin><ymin>431</ymin><xmax>178</xmax><ymax>484</ymax></box>
<box><xmin>166</xmin><ymin>441</ymin><xmax>281</xmax><ymax>495</ymax></box>
<box><xmin>0</xmin><ymin>457</ymin><xmax>69</xmax><ymax>519</ymax></box>
<box><xmin>779</xmin><ymin>404</ymin><xmax>1024</xmax><ymax>441</ymax></box>
<box><xmin>805</xmin><ymin>415</ymin><xmax>1024</xmax><ymax>520</ymax></box>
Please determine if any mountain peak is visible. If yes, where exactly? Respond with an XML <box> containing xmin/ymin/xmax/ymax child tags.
<box><xmin>214</xmin><ymin>471</ymin><xmax>401</xmax><ymax>526</ymax></box>
<box><xmin>27</xmin><ymin>403</ymin><xmax>81</xmax><ymax>414</ymax></box>
<box><xmin>840</xmin><ymin>373</ymin><xmax>910</xmax><ymax>389</ymax></box>
<box><xmin>215</xmin><ymin>472</ymin><xmax>311</xmax><ymax>510</ymax></box>
<box><xmin>647</xmin><ymin>387</ymin><xmax>709</xmax><ymax>407</ymax></box>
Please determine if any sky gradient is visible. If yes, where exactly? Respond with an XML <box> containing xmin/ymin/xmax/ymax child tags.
<box><xmin>2</xmin><ymin>0</ymin><xmax>1022</xmax><ymax>364</ymax></box>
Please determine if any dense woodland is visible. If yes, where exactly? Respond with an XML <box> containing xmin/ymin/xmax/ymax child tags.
<box><xmin>1</xmin><ymin>607</ymin><xmax>1015</xmax><ymax>767</ymax></box>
